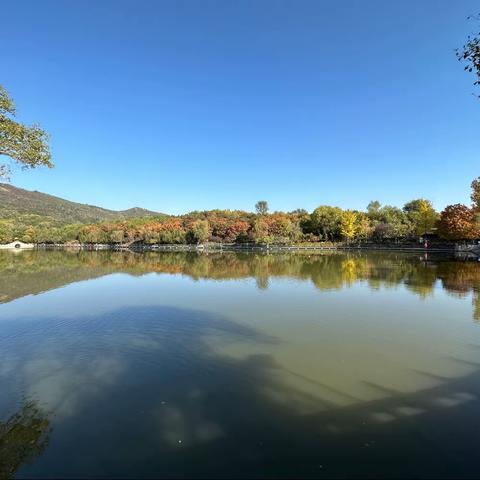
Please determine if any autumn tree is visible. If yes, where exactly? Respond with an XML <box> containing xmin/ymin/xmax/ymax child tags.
<box><xmin>78</xmin><ymin>225</ymin><xmax>104</xmax><ymax>244</ymax></box>
<box><xmin>340</xmin><ymin>210</ymin><xmax>357</xmax><ymax>242</ymax></box>
<box><xmin>141</xmin><ymin>224</ymin><xmax>161</xmax><ymax>244</ymax></box>
<box><xmin>404</xmin><ymin>199</ymin><xmax>438</xmax><ymax>236</ymax></box>
<box><xmin>0</xmin><ymin>85</ymin><xmax>52</xmax><ymax>179</ymax></box>
<box><xmin>269</xmin><ymin>214</ymin><xmax>300</xmax><ymax>244</ymax></box>
<box><xmin>438</xmin><ymin>204</ymin><xmax>479</xmax><ymax>240</ymax></box>
<box><xmin>21</xmin><ymin>226</ymin><xmax>37</xmax><ymax>243</ymax></box>
<box><xmin>355</xmin><ymin>213</ymin><xmax>372</xmax><ymax>243</ymax></box>
<box><xmin>255</xmin><ymin>200</ymin><xmax>269</xmax><ymax>215</ymax></box>
<box><xmin>209</xmin><ymin>216</ymin><xmax>229</xmax><ymax>242</ymax></box>
<box><xmin>416</xmin><ymin>200</ymin><xmax>438</xmax><ymax>236</ymax></box>
<box><xmin>226</xmin><ymin>219</ymin><xmax>250</xmax><ymax>242</ymax></box>
<box><xmin>159</xmin><ymin>220</ymin><xmax>186</xmax><ymax>244</ymax></box>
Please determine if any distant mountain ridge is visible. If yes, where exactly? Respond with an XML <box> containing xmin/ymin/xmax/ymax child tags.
<box><xmin>0</xmin><ymin>183</ymin><xmax>163</xmax><ymax>224</ymax></box>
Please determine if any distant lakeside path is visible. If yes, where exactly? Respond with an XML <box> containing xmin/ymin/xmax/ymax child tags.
<box><xmin>32</xmin><ymin>241</ymin><xmax>478</xmax><ymax>256</ymax></box>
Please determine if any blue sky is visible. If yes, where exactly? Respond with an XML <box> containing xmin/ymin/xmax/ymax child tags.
<box><xmin>1</xmin><ymin>0</ymin><xmax>479</xmax><ymax>214</ymax></box>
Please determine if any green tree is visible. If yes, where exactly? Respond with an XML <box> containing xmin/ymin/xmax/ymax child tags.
<box><xmin>0</xmin><ymin>85</ymin><xmax>52</xmax><ymax>179</ymax></box>
<box><xmin>190</xmin><ymin>220</ymin><xmax>210</xmax><ymax>244</ymax></box>
<box><xmin>368</xmin><ymin>205</ymin><xmax>413</xmax><ymax>241</ymax></box>
<box><xmin>0</xmin><ymin>221</ymin><xmax>13</xmax><ymax>243</ymax></box>
<box><xmin>289</xmin><ymin>208</ymin><xmax>308</xmax><ymax>216</ymax></box>
<box><xmin>255</xmin><ymin>200</ymin><xmax>269</xmax><ymax>215</ymax></box>
<box><xmin>252</xmin><ymin>217</ymin><xmax>273</xmax><ymax>244</ymax></box>
<box><xmin>367</xmin><ymin>200</ymin><xmax>381</xmax><ymax>218</ymax></box>
<box><xmin>109</xmin><ymin>230</ymin><xmax>125</xmax><ymax>244</ymax></box>
<box><xmin>289</xmin><ymin>209</ymin><xmax>312</xmax><ymax>235</ymax></box>
<box><xmin>58</xmin><ymin>224</ymin><xmax>82</xmax><ymax>242</ymax></box>
<box><xmin>471</xmin><ymin>177</ymin><xmax>480</xmax><ymax>210</ymax></box>
<box><xmin>471</xmin><ymin>177</ymin><xmax>480</xmax><ymax>232</ymax></box>
<box><xmin>78</xmin><ymin>225</ymin><xmax>103</xmax><ymax>244</ymax></box>
<box><xmin>456</xmin><ymin>14</ymin><xmax>480</xmax><ymax>97</ymax></box>
<box><xmin>310</xmin><ymin>206</ymin><xmax>342</xmax><ymax>241</ymax></box>
<box><xmin>381</xmin><ymin>206</ymin><xmax>413</xmax><ymax>240</ymax></box>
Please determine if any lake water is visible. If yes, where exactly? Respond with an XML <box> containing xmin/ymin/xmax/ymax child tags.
<box><xmin>1</xmin><ymin>249</ymin><xmax>480</xmax><ymax>478</ymax></box>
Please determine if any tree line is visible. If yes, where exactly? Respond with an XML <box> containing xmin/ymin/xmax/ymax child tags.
<box><xmin>0</xmin><ymin>81</ymin><xmax>479</xmax><ymax>246</ymax></box>
<box><xmin>0</xmin><ymin>178</ymin><xmax>478</xmax><ymax>245</ymax></box>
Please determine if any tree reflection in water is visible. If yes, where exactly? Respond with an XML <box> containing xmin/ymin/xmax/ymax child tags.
<box><xmin>1</xmin><ymin>249</ymin><xmax>478</xmax><ymax>320</ymax></box>
<box><xmin>0</xmin><ymin>400</ymin><xmax>50</xmax><ymax>479</ymax></box>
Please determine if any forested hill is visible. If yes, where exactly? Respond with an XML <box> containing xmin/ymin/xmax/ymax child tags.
<box><xmin>0</xmin><ymin>183</ymin><xmax>162</xmax><ymax>224</ymax></box>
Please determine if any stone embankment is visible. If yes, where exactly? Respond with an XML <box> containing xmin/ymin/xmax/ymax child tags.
<box><xmin>455</xmin><ymin>243</ymin><xmax>480</xmax><ymax>259</ymax></box>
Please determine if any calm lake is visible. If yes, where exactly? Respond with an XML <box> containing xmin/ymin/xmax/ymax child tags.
<box><xmin>1</xmin><ymin>249</ymin><xmax>480</xmax><ymax>478</ymax></box>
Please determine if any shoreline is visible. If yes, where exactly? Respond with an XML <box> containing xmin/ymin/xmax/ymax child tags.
<box><xmin>31</xmin><ymin>242</ymin><xmax>463</xmax><ymax>254</ymax></box>
<box><xmin>1</xmin><ymin>240</ymin><xmax>476</xmax><ymax>258</ymax></box>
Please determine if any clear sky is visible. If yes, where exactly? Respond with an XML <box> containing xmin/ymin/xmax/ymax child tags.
<box><xmin>1</xmin><ymin>0</ymin><xmax>479</xmax><ymax>214</ymax></box>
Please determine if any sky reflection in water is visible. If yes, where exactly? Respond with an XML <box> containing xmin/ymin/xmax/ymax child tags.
<box><xmin>1</xmin><ymin>250</ymin><xmax>480</xmax><ymax>478</ymax></box>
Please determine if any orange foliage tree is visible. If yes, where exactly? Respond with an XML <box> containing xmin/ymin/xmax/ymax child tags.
<box><xmin>438</xmin><ymin>204</ymin><xmax>479</xmax><ymax>240</ymax></box>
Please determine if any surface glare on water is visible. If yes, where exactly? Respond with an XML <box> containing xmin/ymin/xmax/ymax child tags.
<box><xmin>1</xmin><ymin>250</ymin><xmax>480</xmax><ymax>478</ymax></box>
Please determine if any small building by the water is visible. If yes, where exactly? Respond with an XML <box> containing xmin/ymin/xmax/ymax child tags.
<box><xmin>0</xmin><ymin>240</ymin><xmax>35</xmax><ymax>250</ymax></box>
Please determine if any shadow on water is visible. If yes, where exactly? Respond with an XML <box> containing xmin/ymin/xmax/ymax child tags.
<box><xmin>1</xmin><ymin>304</ymin><xmax>480</xmax><ymax>478</ymax></box>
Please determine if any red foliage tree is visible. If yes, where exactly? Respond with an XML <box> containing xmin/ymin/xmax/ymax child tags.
<box><xmin>226</xmin><ymin>219</ymin><xmax>250</xmax><ymax>242</ymax></box>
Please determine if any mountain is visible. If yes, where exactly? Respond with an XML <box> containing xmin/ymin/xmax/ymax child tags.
<box><xmin>0</xmin><ymin>183</ymin><xmax>163</xmax><ymax>224</ymax></box>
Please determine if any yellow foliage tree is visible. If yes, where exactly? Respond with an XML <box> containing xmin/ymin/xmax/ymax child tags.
<box><xmin>415</xmin><ymin>199</ymin><xmax>438</xmax><ymax>236</ymax></box>
<box><xmin>340</xmin><ymin>210</ymin><xmax>357</xmax><ymax>242</ymax></box>
<box><xmin>355</xmin><ymin>213</ymin><xmax>372</xmax><ymax>242</ymax></box>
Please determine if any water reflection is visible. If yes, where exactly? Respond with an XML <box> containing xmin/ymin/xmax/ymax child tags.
<box><xmin>1</xmin><ymin>250</ymin><xmax>479</xmax><ymax>320</ymax></box>
<box><xmin>1</xmin><ymin>250</ymin><xmax>480</xmax><ymax>477</ymax></box>
<box><xmin>2</xmin><ymin>304</ymin><xmax>480</xmax><ymax>477</ymax></box>
<box><xmin>0</xmin><ymin>401</ymin><xmax>50</xmax><ymax>479</ymax></box>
